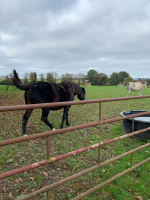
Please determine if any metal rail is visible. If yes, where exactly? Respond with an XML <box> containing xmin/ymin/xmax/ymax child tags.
<box><xmin>1</xmin><ymin>126</ymin><xmax>150</xmax><ymax>180</ymax></box>
<box><xmin>16</xmin><ymin>143</ymin><xmax>150</xmax><ymax>200</ymax></box>
<box><xmin>1</xmin><ymin>110</ymin><xmax>150</xmax><ymax>147</ymax></box>
<box><xmin>71</xmin><ymin>157</ymin><xmax>150</xmax><ymax>200</ymax></box>
<box><xmin>0</xmin><ymin>95</ymin><xmax>150</xmax><ymax>112</ymax></box>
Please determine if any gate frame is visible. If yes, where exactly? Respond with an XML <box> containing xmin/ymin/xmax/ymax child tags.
<box><xmin>0</xmin><ymin>95</ymin><xmax>150</xmax><ymax>199</ymax></box>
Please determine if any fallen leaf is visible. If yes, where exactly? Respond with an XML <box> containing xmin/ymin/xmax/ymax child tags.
<box><xmin>30</xmin><ymin>177</ymin><xmax>35</xmax><ymax>181</ymax></box>
<box><xmin>7</xmin><ymin>159</ymin><xmax>13</xmax><ymax>163</ymax></box>
<box><xmin>43</xmin><ymin>171</ymin><xmax>48</xmax><ymax>177</ymax></box>
<box><xmin>9</xmin><ymin>191</ymin><xmax>13</xmax><ymax>198</ymax></box>
<box><xmin>134</xmin><ymin>192</ymin><xmax>139</xmax><ymax>195</ymax></box>
<box><xmin>134</xmin><ymin>196</ymin><xmax>142</xmax><ymax>200</ymax></box>
<box><xmin>2</xmin><ymin>187</ymin><xmax>6</xmax><ymax>193</ymax></box>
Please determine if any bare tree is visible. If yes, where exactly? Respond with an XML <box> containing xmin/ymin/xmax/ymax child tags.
<box><xmin>51</xmin><ymin>72</ymin><xmax>58</xmax><ymax>83</ymax></box>
<box><xmin>76</xmin><ymin>73</ymin><xmax>86</xmax><ymax>85</ymax></box>
<box><xmin>46</xmin><ymin>72</ymin><xmax>58</xmax><ymax>83</ymax></box>
<box><xmin>30</xmin><ymin>72</ymin><xmax>37</xmax><ymax>83</ymax></box>
<box><xmin>46</xmin><ymin>73</ymin><xmax>53</xmax><ymax>83</ymax></box>
<box><xmin>80</xmin><ymin>73</ymin><xmax>86</xmax><ymax>85</ymax></box>
<box><xmin>61</xmin><ymin>73</ymin><xmax>74</xmax><ymax>82</ymax></box>
<box><xmin>40</xmin><ymin>73</ymin><xmax>45</xmax><ymax>82</ymax></box>
<box><xmin>23</xmin><ymin>72</ymin><xmax>29</xmax><ymax>84</ymax></box>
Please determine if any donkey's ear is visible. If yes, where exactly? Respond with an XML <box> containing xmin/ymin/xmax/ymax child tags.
<box><xmin>82</xmin><ymin>87</ymin><xmax>86</xmax><ymax>94</ymax></box>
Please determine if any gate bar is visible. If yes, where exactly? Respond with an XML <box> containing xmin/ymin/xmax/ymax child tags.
<box><xmin>1</xmin><ymin>111</ymin><xmax>150</xmax><ymax>147</ymax></box>
<box><xmin>1</xmin><ymin>95</ymin><xmax>150</xmax><ymax>112</ymax></box>
<box><xmin>16</xmin><ymin>143</ymin><xmax>150</xmax><ymax>200</ymax></box>
<box><xmin>1</xmin><ymin>127</ymin><xmax>150</xmax><ymax>180</ymax></box>
<box><xmin>71</xmin><ymin>157</ymin><xmax>150</xmax><ymax>200</ymax></box>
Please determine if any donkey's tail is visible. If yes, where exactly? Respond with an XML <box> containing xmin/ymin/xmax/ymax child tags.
<box><xmin>11</xmin><ymin>70</ymin><xmax>30</xmax><ymax>91</ymax></box>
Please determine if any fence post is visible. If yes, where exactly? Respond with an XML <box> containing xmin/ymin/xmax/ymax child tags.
<box><xmin>98</xmin><ymin>103</ymin><xmax>101</xmax><ymax>165</ymax></box>
<box><xmin>130</xmin><ymin>153</ymin><xmax>133</xmax><ymax>168</ymax></box>
<box><xmin>46</xmin><ymin>137</ymin><xmax>50</xmax><ymax>200</ymax></box>
<box><xmin>98</xmin><ymin>146</ymin><xmax>100</xmax><ymax>165</ymax></box>
<box><xmin>99</xmin><ymin>102</ymin><xmax>101</xmax><ymax>121</ymax></box>
<box><xmin>130</xmin><ymin>118</ymin><xmax>134</xmax><ymax>168</ymax></box>
<box><xmin>46</xmin><ymin>137</ymin><xmax>50</xmax><ymax>159</ymax></box>
<box><xmin>132</xmin><ymin>118</ymin><xmax>134</xmax><ymax>133</ymax></box>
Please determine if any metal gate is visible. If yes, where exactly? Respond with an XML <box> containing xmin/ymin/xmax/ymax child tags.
<box><xmin>0</xmin><ymin>95</ymin><xmax>150</xmax><ymax>199</ymax></box>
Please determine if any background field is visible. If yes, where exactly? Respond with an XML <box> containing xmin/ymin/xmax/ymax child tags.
<box><xmin>0</xmin><ymin>85</ymin><xmax>150</xmax><ymax>200</ymax></box>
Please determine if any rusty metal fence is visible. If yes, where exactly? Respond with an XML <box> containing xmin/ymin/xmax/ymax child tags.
<box><xmin>0</xmin><ymin>95</ymin><xmax>150</xmax><ymax>199</ymax></box>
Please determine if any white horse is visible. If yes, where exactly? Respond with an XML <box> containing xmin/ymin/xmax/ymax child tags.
<box><xmin>125</xmin><ymin>81</ymin><xmax>147</xmax><ymax>97</ymax></box>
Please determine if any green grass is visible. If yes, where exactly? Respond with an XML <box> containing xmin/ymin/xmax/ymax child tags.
<box><xmin>0</xmin><ymin>85</ymin><xmax>150</xmax><ymax>199</ymax></box>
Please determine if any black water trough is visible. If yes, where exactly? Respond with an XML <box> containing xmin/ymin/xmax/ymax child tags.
<box><xmin>120</xmin><ymin>110</ymin><xmax>150</xmax><ymax>142</ymax></box>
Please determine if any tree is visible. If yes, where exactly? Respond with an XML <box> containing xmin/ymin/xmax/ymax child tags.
<box><xmin>76</xmin><ymin>73</ymin><xmax>86</xmax><ymax>85</ymax></box>
<box><xmin>23</xmin><ymin>72</ymin><xmax>29</xmax><ymax>84</ymax></box>
<box><xmin>124</xmin><ymin>77</ymin><xmax>134</xmax><ymax>83</ymax></box>
<box><xmin>51</xmin><ymin>72</ymin><xmax>58</xmax><ymax>83</ymax></box>
<box><xmin>93</xmin><ymin>72</ymin><xmax>100</xmax><ymax>85</ymax></box>
<box><xmin>137</xmin><ymin>78</ymin><xmax>142</xmax><ymax>82</ymax></box>
<box><xmin>46</xmin><ymin>73</ymin><xmax>53</xmax><ymax>83</ymax></box>
<box><xmin>40</xmin><ymin>73</ymin><xmax>45</xmax><ymax>82</ymax></box>
<box><xmin>75</xmin><ymin>74</ymin><xmax>80</xmax><ymax>85</ymax></box>
<box><xmin>0</xmin><ymin>75</ymin><xmax>10</xmax><ymax>85</ymax></box>
<box><xmin>30</xmin><ymin>72</ymin><xmax>37</xmax><ymax>83</ymax></box>
<box><xmin>145</xmin><ymin>78</ymin><xmax>150</xmax><ymax>86</ymax></box>
<box><xmin>119</xmin><ymin>71</ymin><xmax>130</xmax><ymax>83</ymax></box>
<box><xmin>61</xmin><ymin>73</ymin><xmax>74</xmax><ymax>82</ymax></box>
<box><xmin>23</xmin><ymin>76</ymin><xmax>29</xmax><ymax>84</ymax></box>
<box><xmin>86</xmin><ymin>69</ymin><xmax>97</xmax><ymax>85</ymax></box>
<box><xmin>46</xmin><ymin>72</ymin><xmax>58</xmax><ymax>83</ymax></box>
<box><xmin>99</xmin><ymin>73</ymin><xmax>108</xmax><ymax>85</ymax></box>
<box><xmin>110</xmin><ymin>72</ymin><xmax>120</xmax><ymax>85</ymax></box>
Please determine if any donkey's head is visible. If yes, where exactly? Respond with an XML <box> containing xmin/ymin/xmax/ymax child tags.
<box><xmin>143</xmin><ymin>81</ymin><xmax>147</xmax><ymax>89</ymax></box>
<box><xmin>78</xmin><ymin>87</ymin><xmax>86</xmax><ymax>100</ymax></box>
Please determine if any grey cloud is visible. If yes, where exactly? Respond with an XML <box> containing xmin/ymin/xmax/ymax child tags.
<box><xmin>0</xmin><ymin>0</ymin><xmax>150</xmax><ymax>78</ymax></box>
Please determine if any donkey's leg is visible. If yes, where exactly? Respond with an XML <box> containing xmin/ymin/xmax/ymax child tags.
<box><xmin>66</xmin><ymin>112</ymin><xmax>70</xmax><ymax>126</ymax></box>
<box><xmin>22</xmin><ymin>109</ymin><xmax>33</xmax><ymax>136</ymax></box>
<box><xmin>60</xmin><ymin>106</ymin><xmax>70</xmax><ymax>129</ymax></box>
<box><xmin>41</xmin><ymin>108</ymin><xmax>54</xmax><ymax>130</ymax></box>
<box><xmin>126</xmin><ymin>91</ymin><xmax>129</xmax><ymax>97</ymax></box>
<box><xmin>126</xmin><ymin>89</ymin><xmax>131</xmax><ymax>97</ymax></box>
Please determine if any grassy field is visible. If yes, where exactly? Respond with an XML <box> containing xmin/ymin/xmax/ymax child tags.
<box><xmin>0</xmin><ymin>85</ymin><xmax>150</xmax><ymax>200</ymax></box>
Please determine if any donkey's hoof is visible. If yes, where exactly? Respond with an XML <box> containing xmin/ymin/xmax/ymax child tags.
<box><xmin>23</xmin><ymin>134</ymin><xmax>27</xmax><ymax>137</ymax></box>
<box><xmin>53</xmin><ymin>128</ymin><xmax>55</xmax><ymax>131</ymax></box>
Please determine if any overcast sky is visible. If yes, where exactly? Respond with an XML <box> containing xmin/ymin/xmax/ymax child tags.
<box><xmin>1</xmin><ymin>0</ymin><xmax>150</xmax><ymax>78</ymax></box>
